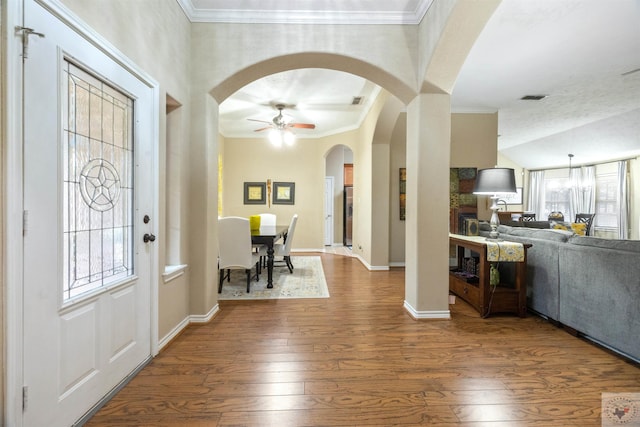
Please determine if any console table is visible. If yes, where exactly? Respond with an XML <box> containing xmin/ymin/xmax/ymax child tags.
<box><xmin>449</xmin><ymin>234</ymin><xmax>531</xmax><ymax>318</ymax></box>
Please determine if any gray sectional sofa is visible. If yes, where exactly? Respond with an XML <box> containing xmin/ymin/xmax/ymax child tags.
<box><xmin>479</xmin><ymin>222</ymin><xmax>640</xmax><ymax>363</ymax></box>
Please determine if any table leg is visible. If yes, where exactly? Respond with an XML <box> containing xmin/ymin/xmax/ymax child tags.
<box><xmin>267</xmin><ymin>243</ymin><xmax>275</xmax><ymax>288</ymax></box>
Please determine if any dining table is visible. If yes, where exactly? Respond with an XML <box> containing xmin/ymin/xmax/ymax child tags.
<box><xmin>251</xmin><ymin>225</ymin><xmax>288</xmax><ymax>288</ymax></box>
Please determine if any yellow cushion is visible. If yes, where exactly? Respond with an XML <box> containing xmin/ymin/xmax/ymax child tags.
<box><xmin>551</xmin><ymin>221</ymin><xmax>569</xmax><ymax>231</ymax></box>
<box><xmin>571</xmin><ymin>222</ymin><xmax>587</xmax><ymax>236</ymax></box>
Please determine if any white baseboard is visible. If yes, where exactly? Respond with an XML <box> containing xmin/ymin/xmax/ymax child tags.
<box><xmin>190</xmin><ymin>303</ymin><xmax>220</xmax><ymax>323</ymax></box>
<box><xmin>158</xmin><ymin>316</ymin><xmax>190</xmax><ymax>351</ymax></box>
<box><xmin>158</xmin><ymin>303</ymin><xmax>220</xmax><ymax>351</ymax></box>
<box><xmin>389</xmin><ymin>261</ymin><xmax>406</xmax><ymax>268</ymax></box>
<box><xmin>403</xmin><ymin>301</ymin><xmax>450</xmax><ymax>319</ymax></box>
<box><xmin>354</xmin><ymin>254</ymin><xmax>389</xmax><ymax>271</ymax></box>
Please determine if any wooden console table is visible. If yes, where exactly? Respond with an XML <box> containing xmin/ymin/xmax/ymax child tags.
<box><xmin>449</xmin><ymin>234</ymin><xmax>531</xmax><ymax>318</ymax></box>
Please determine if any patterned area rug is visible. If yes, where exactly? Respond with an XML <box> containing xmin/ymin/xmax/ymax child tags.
<box><xmin>218</xmin><ymin>256</ymin><xmax>330</xmax><ymax>300</ymax></box>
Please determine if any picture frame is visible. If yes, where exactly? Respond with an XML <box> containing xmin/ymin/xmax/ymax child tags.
<box><xmin>273</xmin><ymin>182</ymin><xmax>295</xmax><ymax>205</ymax></box>
<box><xmin>243</xmin><ymin>182</ymin><xmax>266</xmax><ymax>205</ymax></box>
<box><xmin>502</xmin><ymin>187</ymin><xmax>523</xmax><ymax>205</ymax></box>
<box><xmin>399</xmin><ymin>168</ymin><xmax>406</xmax><ymax>221</ymax></box>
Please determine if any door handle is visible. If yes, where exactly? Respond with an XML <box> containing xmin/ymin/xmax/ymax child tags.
<box><xmin>143</xmin><ymin>233</ymin><xmax>156</xmax><ymax>243</ymax></box>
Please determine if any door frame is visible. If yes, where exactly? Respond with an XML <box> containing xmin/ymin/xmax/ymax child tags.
<box><xmin>4</xmin><ymin>1</ymin><xmax>160</xmax><ymax>425</ymax></box>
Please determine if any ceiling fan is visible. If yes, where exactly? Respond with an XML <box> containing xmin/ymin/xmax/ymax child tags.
<box><xmin>248</xmin><ymin>104</ymin><xmax>316</xmax><ymax>132</ymax></box>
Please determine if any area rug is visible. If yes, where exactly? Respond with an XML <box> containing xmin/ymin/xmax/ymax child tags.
<box><xmin>218</xmin><ymin>256</ymin><xmax>330</xmax><ymax>300</ymax></box>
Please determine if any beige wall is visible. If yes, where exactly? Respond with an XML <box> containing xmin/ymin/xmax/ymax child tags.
<box><xmin>221</xmin><ymin>136</ymin><xmax>328</xmax><ymax>250</ymax></box>
<box><xmin>389</xmin><ymin>114</ymin><xmax>407</xmax><ymax>265</ymax></box>
<box><xmin>451</xmin><ymin>113</ymin><xmax>499</xmax><ymax>221</ymax></box>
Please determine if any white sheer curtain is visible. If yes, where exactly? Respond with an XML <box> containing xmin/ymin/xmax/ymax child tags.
<box><xmin>527</xmin><ymin>170</ymin><xmax>545</xmax><ymax>220</ymax></box>
<box><xmin>617</xmin><ymin>160</ymin><xmax>629</xmax><ymax>239</ymax></box>
<box><xmin>569</xmin><ymin>166</ymin><xmax>596</xmax><ymax>221</ymax></box>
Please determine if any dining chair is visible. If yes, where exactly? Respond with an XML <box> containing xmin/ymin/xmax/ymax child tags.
<box><xmin>255</xmin><ymin>213</ymin><xmax>279</xmax><ymax>268</ymax></box>
<box><xmin>258</xmin><ymin>213</ymin><xmax>277</xmax><ymax>227</ymax></box>
<box><xmin>574</xmin><ymin>213</ymin><xmax>595</xmax><ymax>236</ymax></box>
<box><xmin>548</xmin><ymin>211</ymin><xmax>564</xmax><ymax>221</ymax></box>
<box><xmin>273</xmin><ymin>214</ymin><xmax>298</xmax><ymax>273</ymax></box>
<box><xmin>218</xmin><ymin>216</ymin><xmax>261</xmax><ymax>293</ymax></box>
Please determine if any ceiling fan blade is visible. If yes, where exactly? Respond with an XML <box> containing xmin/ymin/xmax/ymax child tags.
<box><xmin>254</xmin><ymin>126</ymin><xmax>272</xmax><ymax>132</ymax></box>
<box><xmin>248</xmin><ymin>118</ymin><xmax>272</xmax><ymax>124</ymax></box>
<box><xmin>289</xmin><ymin>123</ymin><xmax>316</xmax><ymax>129</ymax></box>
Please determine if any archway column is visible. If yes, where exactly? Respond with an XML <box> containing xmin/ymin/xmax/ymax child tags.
<box><xmin>187</xmin><ymin>91</ymin><xmax>221</xmax><ymax>317</ymax></box>
<box><xmin>404</xmin><ymin>93</ymin><xmax>451</xmax><ymax>319</ymax></box>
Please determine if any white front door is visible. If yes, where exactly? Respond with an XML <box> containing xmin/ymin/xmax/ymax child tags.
<box><xmin>22</xmin><ymin>1</ymin><xmax>155</xmax><ymax>426</ymax></box>
<box><xmin>324</xmin><ymin>177</ymin><xmax>334</xmax><ymax>246</ymax></box>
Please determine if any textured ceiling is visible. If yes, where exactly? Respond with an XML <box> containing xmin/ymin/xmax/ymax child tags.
<box><xmin>180</xmin><ymin>0</ymin><xmax>640</xmax><ymax>169</ymax></box>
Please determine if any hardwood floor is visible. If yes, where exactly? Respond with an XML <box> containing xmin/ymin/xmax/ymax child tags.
<box><xmin>86</xmin><ymin>253</ymin><xmax>639</xmax><ymax>426</ymax></box>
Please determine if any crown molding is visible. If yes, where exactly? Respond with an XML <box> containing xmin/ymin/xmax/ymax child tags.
<box><xmin>176</xmin><ymin>0</ymin><xmax>434</xmax><ymax>25</ymax></box>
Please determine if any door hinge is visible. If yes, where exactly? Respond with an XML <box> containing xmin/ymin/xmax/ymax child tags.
<box><xmin>22</xmin><ymin>385</ymin><xmax>28</xmax><ymax>411</ymax></box>
<box><xmin>15</xmin><ymin>26</ymin><xmax>45</xmax><ymax>60</ymax></box>
<box><xmin>23</xmin><ymin>210</ymin><xmax>28</xmax><ymax>236</ymax></box>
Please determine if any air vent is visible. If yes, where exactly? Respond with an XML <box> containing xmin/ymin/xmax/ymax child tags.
<box><xmin>351</xmin><ymin>96</ymin><xmax>363</xmax><ymax>105</ymax></box>
<box><xmin>520</xmin><ymin>95</ymin><xmax>548</xmax><ymax>101</ymax></box>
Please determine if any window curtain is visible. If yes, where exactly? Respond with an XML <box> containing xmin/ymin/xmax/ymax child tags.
<box><xmin>569</xmin><ymin>166</ymin><xmax>596</xmax><ymax>221</ymax></box>
<box><xmin>617</xmin><ymin>160</ymin><xmax>629</xmax><ymax>239</ymax></box>
<box><xmin>527</xmin><ymin>170</ymin><xmax>545</xmax><ymax>219</ymax></box>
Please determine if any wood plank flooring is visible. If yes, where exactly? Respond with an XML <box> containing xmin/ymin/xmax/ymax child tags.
<box><xmin>86</xmin><ymin>253</ymin><xmax>639</xmax><ymax>426</ymax></box>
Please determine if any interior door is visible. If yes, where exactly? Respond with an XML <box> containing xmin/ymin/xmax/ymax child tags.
<box><xmin>22</xmin><ymin>1</ymin><xmax>154</xmax><ymax>426</ymax></box>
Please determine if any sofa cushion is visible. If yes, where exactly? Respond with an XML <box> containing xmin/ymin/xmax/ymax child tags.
<box><xmin>568</xmin><ymin>235</ymin><xmax>640</xmax><ymax>252</ymax></box>
<box><xmin>508</xmin><ymin>227</ymin><xmax>573</xmax><ymax>242</ymax></box>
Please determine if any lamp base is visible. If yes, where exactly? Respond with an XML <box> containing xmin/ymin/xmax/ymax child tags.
<box><xmin>485</xmin><ymin>195</ymin><xmax>502</xmax><ymax>241</ymax></box>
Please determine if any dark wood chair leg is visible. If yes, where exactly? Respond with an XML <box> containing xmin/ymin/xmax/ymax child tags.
<box><xmin>218</xmin><ymin>269</ymin><xmax>224</xmax><ymax>293</ymax></box>
<box><xmin>246</xmin><ymin>269</ymin><xmax>251</xmax><ymax>292</ymax></box>
<box><xmin>285</xmin><ymin>256</ymin><xmax>293</xmax><ymax>273</ymax></box>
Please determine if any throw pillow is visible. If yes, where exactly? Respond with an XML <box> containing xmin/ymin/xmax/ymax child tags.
<box><xmin>550</xmin><ymin>220</ymin><xmax>570</xmax><ymax>231</ymax></box>
<box><xmin>570</xmin><ymin>222</ymin><xmax>587</xmax><ymax>236</ymax></box>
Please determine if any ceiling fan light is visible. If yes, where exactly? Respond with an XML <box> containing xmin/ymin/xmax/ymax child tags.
<box><xmin>283</xmin><ymin>130</ymin><xmax>295</xmax><ymax>146</ymax></box>
<box><xmin>268</xmin><ymin>129</ymin><xmax>282</xmax><ymax>147</ymax></box>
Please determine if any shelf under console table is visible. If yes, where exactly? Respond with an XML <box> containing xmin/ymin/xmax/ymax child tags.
<box><xmin>449</xmin><ymin>233</ymin><xmax>531</xmax><ymax>318</ymax></box>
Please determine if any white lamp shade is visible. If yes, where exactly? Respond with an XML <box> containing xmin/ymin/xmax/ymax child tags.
<box><xmin>473</xmin><ymin>168</ymin><xmax>517</xmax><ymax>194</ymax></box>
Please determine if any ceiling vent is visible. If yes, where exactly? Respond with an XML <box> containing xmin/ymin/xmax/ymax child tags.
<box><xmin>520</xmin><ymin>95</ymin><xmax>548</xmax><ymax>101</ymax></box>
<box><xmin>351</xmin><ymin>96</ymin><xmax>364</xmax><ymax>105</ymax></box>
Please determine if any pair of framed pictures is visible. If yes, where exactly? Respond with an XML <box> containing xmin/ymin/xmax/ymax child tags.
<box><xmin>244</xmin><ymin>181</ymin><xmax>295</xmax><ymax>205</ymax></box>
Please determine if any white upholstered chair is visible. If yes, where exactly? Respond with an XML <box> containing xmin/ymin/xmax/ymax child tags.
<box><xmin>273</xmin><ymin>214</ymin><xmax>298</xmax><ymax>273</ymax></box>
<box><xmin>255</xmin><ymin>213</ymin><xmax>278</xmax><ymax>268</ymax></box>
<box><xmin>258</xmin><ymin>213</ymin><xmax>277</xmax><ymax>227</ymax></box>
<box><xmin>218</xmin><ymin>216</ymin><xmax>261</xmax><ymax>293</ymax></box>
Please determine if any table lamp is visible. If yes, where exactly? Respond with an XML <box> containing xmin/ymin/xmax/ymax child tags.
<box><xmin>473</xmin><ymin>167</ymin><xmax>517</xmax><ymax>240</ymax></box>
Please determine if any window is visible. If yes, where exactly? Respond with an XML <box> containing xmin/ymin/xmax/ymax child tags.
<box><xmin>543</xmin><ymin>171</ymin><xmax>570</xmax><ymax>220</ymax></box>
<box><xmin>63</xmin><ymin>61</ymin><xmax>134</xmax><ymax>300</ymax></box>
<box><xmin>595</xmin><ymin>172</ymin><xmax>618</xmax><ymax>229</ymax></box>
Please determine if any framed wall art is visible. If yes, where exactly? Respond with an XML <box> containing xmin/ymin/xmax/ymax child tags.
<box><xmin>273</xmin><ymin>182</ymin><xmax>295</xmax><ymax>205</ymax></box>
<box><xmin>399</xmin><ymin>168</ymin><xmax>406</xmax><ymax>220</ymax></box>
<box><xmin>502</xmin><ymin>187</ymin><xmax>523</xmax><ymax>205</ymax></box>
<box><xmin>243</xmin><ymin>182</ymin><xmax>266</xmax><ymax>205</ymax></box>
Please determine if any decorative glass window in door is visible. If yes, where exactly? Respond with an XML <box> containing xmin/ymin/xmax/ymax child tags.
<box><xmin>62</xmin><ymin>60</ymin><xmax>134</xmax><ymax>301</ymax></box>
